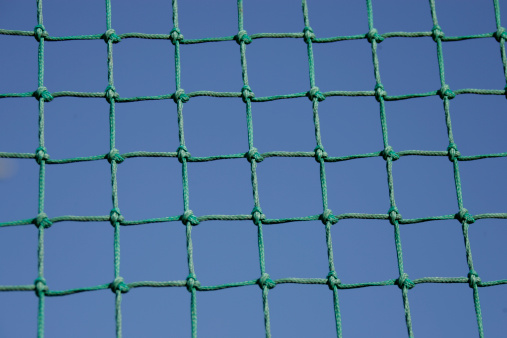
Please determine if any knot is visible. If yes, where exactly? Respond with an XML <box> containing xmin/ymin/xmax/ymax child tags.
<box><xmin>397</xmin><ymin>273</ymin><xmax>415</xmax><ymax>290</ymax></box>
<box><xmin>34</xmin><ymin>277</ymin><xmax>48</xmax><ymax>297</ymax></box>
<box><xmin>110</xmin><ymin>277</ymin><xmax>130</xmax><ymax>293</ymax></box>
<box><xmin>235</xmin><ymin>30</ymin><xmax>252</xmax><ymax>45</ymax></box>
<box><xmin>176</xmin><ymin>145</ymin><xmax>191</xmax><ymax>163</ymax></box>
<box><xmin>388</xmin><ymin>206</ymin><xmax>402</xmax><ymax>226</ymax></box>
<box><xmin>181</xmin><ymin>210</ymin><xmax>200</xmax><ymax>226</ymax></box>
<box><xmin>456</xmin><ymin>208</ymin><xmax>475</xmax><ymax>224</ymax></box>
<box><xmin>314</xmin><ymin>145</ymin><xmax>328</xmax><ymax>163</ymax></box>
<box><xmin>303</xmin><ymin>26</ymin><xmax>315</xmax><ymax>43</ymax></box>
<box><xmin>173</xmin><ymin>88</ymin><xmax>190</xmax><ymax>103</ymax></box>
<box><xmin>382</xmin><ymin>145</ymin><xmax>399</xmax><ymax>161</ymax></box>
<box><xmin>366</xmin><ymin>28</ymin><xmax>384</xmax><ymax>43</ymax></box>
<box><xmin>33</xmin><ymin>212</ymin><xmax>52</xmax><ymax>229</ymax></box>
<box><xmin>251</xmin><ymin>206</ymin><xmax>265</xmax><ymax>226</ymax></box>
<box><xmin>110</xmin><ymin>208</ymin><xmax>124</xmax><ymax>226</ymax></box>
<box><xmin>103</xmin><ymin>29</ymin><xmax>121</xmax><ymax>43</ymax></box>
<box><xmin>107</xmin><ymin>148</ymin><xmax>124</xmax><ymax>164</ymax></box>
<box><xmin>320</xmin><ymin>209</ymin><xmax>338</xmax><ymax>225</ymax></box>
<box><xmin>468</xmin><ymin>270</ymin><xmax>481</xmax><ymax>288</ymax></box>
<box><xmin>186</xmin><ymin>273</ymin><xmax>200</xmax><ymax>292</ymax></box>
<box><xmin>258</xmin><ymin>273</ymin><xmax>276</xmax><ymax>290</ymax></box>
<box><xmin>438</xmin><ymin>84</ymin><xmax>455</xmax><ymax>100</ymax></box>
<box><xmin>35</xmin><ymin>146</ymin><xmax>49</xmax><ymax>164</ymax></box>
<box><xmin>246</xmin><ymin>147</ymin><xmax>263</xmax><ymax>163</ymax></box>
<box><xmin>447</xmin><ymin>143</ymin><xmax>460</xmax><ymax>162</ymax></box>
<box><xmin>495</xmin><ymin>27</ymin><xmax>507</xmax><ymax>42</ymax></box>
<box><xmin>34</xmin><ymin>25</ymin><xmax>48</xmax><ymax>42</ymax></box>
<box><xmin>34</xmin><ymin>86</ymin><xmax>53</xmax><ymax>102</ymax></box>
<box><xmin>105</xmin><ymin>85</ymin><xmax>119</xmax><ymax>103</ymax></box>
<box><xmin>169</xmin><ymin>28</ymin><xmax>184</xmax><ymax>44</ymax></box>
<box><xmin>374</xmin><ymin>83</ymin><xmax>387</xmax><ymax>102</ymax></box>
<box><xmin>241</xmin><ymin>85</ymin><xmax>255</xmax><ymax>103</ymax></box>
<box><xmin>307</xmin><ymin>86</ymin><xmax>326</xmax><ymax>102</ymax></box>
<box><xmin>327</xmin><ymin>271</ymin><xmax>341</xmax><ymax>290</ymax></box>
<box><xmin>431</xmin><ymin>25</ymin><xmax>445</xmax><ymax>42</ymax></box>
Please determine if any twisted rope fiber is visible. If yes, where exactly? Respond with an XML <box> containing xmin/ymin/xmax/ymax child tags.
<box><xmin>0</xmin><ymin>0</ymin><xmax>506</xmax><ymax>337</ymax></box>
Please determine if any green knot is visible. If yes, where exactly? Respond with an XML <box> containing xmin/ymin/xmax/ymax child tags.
<box><xmin>307</xmin><ymin>86</ymin><xmax>326</xmax><ymax>102</ymax></box>
<box><xmin>397</xmin><ymin>273</ymin><xmax>415</xmax><ymax>290</ymax></box>
<box><xmin>110</xmin><ymin>277</ymin><xmax>130</xmax><ymax>293</ymax></box>
<box><xmin>320</xmin><ymin>209</ymin><xmax>338</xmax><ymax>225</ymax></box>
<box><xmin>374</xmin><ymin>83</ymin><xmax>387</xmax><ymax>102</ymax></box>
<box><xmin>241</xmin><ymin>85</ymin><xmax>255</xmax><ymax>103</ymax></box>
<box><xmin>326</xmin><ymin>271</ymin><xmax>341</xmax><ymax>290</ymax></box>
<box><xmin>447</xmin><ymin>143</ymin><xmax>460</xmax><ymax>162</ymax></box>
<box><xmin>34</xmin><ymin>212</ymin><xmax>52</xmax><ymax>229</ymax></box>
<box><xmin>173</xmin><ymin>88</ymin><xmax>190</xmax><ymax>103</ymax></box>
<box><xmin>388</xmin><ymin>206</ymin><xmax>401</xmax><ymax>226</ymax></box>
<box><xmin>34</xmin><ymin>86</ymin><xmax>53</xmax><ymax>102</ymax></box>
<box><xmin>170</xmin><ymin>28</ymin><xmax>184</xmax><ymax>44</ymax></box>
<box><xmin>468</xmin><ymin>270</ymin><xmax>481</xmax><ymax>288</ymax></box>
<box><xmin>251</xmin><ymin>206</ymin><xmax>265</xmax><ymax>226</ymax></box>
<box><xmin>438</xmin><ymin>84</ymin><xmax>455</xmax><ymax>100</ymax></box>
<box><xmin>258</xmin><ymin>273</ymin><xmax>276</xmax><ymax>290</ymax></box>
<box><xmin>431</xmin><ymin>25</ymin><xmax>444</xmax><ymax>42</ymax></box>
<box><xmin>495</xmin><ymin>27</ymin><xmax>507</xmax><ymax>42</ymax></box>
<box><xmin>382</xmin><ymin>145</ymin><xmax>399</xmax><ymax>161</ymax></box>
<box><xmin>314</xmin><ymin>145</ymin><xmax>328</xmax><ymax>163</ymax></box>
<box><xmin>235</xmin><ymin>30</ymin><xmax>252</xmax><ymax>44</ymax></box>
<box><xmin>105</xmin><ymin>85</ymin><xmax>119</xmax><ymax>103</ymax></box>
<box><xmin>34</xmin><ymin>277</ymin><xmax>48</xmax><ymax>297</ymax></box>
<box><xmin>103</xmin><ymin>29</ymin><xmax>121</xmax><ymax>43</ymax></box>
<box><xmin>110</xmin><ymin>208</ymin><xmax>124</xmax><ymax>226</ymax></box>
<box><xmin>34</xmin><ymin>25</ymin><xmax>48</xmax><ymax>42</ymax></box>
<box><xmin>303</xmin><ymin>26</ymin><xmax>315</xmax><ymax>43</ymax></box>
<box><xmin>107</xmin><ymin>148</ymin><xmax>124</xmax><ymax>164</ymax></box>
<box><xmin>35</xmin><ymin>146</ymin><xmax>49</xmax><ymax>165</ymax></box>
<box><xmin>366</xmin><ymin>28</ymin><xmax>384</xmax><ymax>43</ymax></box>
<box><xmin>181</xmin><ymin>210</ymin><xmax>200</xmax><ymax>226</ymax></box>
<box><xmin>456</xmin><ymin>208</ymin><xmax>475</xmax><ymax>224</ymax></box>
<box><xmin>177</xmin><ymin>145</ymin><xmax>191</xmax><ymax>163</ymax></box>
<box><xmin>246</xmin><ymin>147</ymin><xmax>263</xmax><ymax>163</ymax></box>
<box><xmin>186</xmin><ymin>273</ymin><xmax>200</xmax><ymax>292</ymax></box>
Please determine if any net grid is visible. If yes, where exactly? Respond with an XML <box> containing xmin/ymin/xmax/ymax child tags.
<box><xmin>1</xmin><ymin>0</ymin><xmax>507</xmax><ymax>337</ymax></box>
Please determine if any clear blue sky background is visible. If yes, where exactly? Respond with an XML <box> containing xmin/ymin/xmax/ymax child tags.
<box><xmin>0</xmin><ymin>0</ymin><xmax>506</xmax><ymax>337</ymax></box>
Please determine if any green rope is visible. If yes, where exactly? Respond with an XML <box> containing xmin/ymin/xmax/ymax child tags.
<box><xmin>102</xmin><ymin>1</ymin><xmax>128</xmax><ymax>338</ymax></box>
<box><xmin>301</xmin><ymin>1</ymin><xmax>343</xmax><ymax>336</ymax></box>
<box><xmin>234</xmin><ymin>1</ymin><xmax>275</xmax><ymax>337</ymax></box>
<box><xmin>366</xmin><ymin>1</ymin><xmax>415</xmax><ymax>336</ymax></box>
<box><xmin>34</xmin><ymin>1</ymin><xmax>49</xmax><ymax>337</ymax></box>
<box><xmin>0</xmin><ymin>0</ymin><xmax>506</xmax><ymax>336</ymax></box>
<box><xmin>169</xmin><ymin>1</ymin><xmax>200</xmax><ymax>337</ymax></box>
<box><xmin>428</xmin><ymin>1</ymin><xmax>486</xmax><ymax>337</ymax></box>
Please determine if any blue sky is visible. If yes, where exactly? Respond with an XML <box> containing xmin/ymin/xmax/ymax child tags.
<box><xmin>0</xmin><ymin>0</ymin><xmax>506</xmax><ymax>337</ymax></box>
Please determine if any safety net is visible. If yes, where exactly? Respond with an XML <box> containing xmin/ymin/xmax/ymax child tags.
<box><xmin>0</xmin><ymin>0</ymin><xmax>506</xmax><ymax>337</ymax></box>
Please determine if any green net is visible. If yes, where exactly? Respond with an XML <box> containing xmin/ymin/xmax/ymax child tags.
<box><xmin>1</xmin><ymin>0</ymin><xmax>507</xmax><ymax>337</ymax></box>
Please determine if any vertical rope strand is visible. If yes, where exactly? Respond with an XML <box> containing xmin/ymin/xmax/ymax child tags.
<box><xmin>36</xmin><ymin>227</ymin><xmax>45</xmax><ymax>338</ymax></box>
<box><xmin>366</xmin><ymin>0</ymin><xmax>414</xmax><ymax>336</ymax></box>
<box><xmin>35</xmin><ymin>1</ymin><xmax>48</xmax><ymax>337</ymax></box>
<box><xmin>171</xmin><ymin>1</ymin><xmax>199</xmax><ymax>337</ymax></box>
<box><xmin>493</xmin><ymin>0</ymin><xmax>507</xmax><ymax>86</ymax></box>
<box><xmin>237</xmin><ymin>1</ymin><xmax>273</xmax><ymax>337</ymax></box>
<box><xmin>301</xmin><ymin>1</ymin><xmax>342</xmax><ymax>337</ymax></box>
<box><xmin>428</xmin><ymin>1</ymin><xmax>484</xmax><ymax>337</ymax></box>
<box><xmin>104</xmin><ymin>1</ymin><xmax>125</xmax><ymax>337</ymax></box>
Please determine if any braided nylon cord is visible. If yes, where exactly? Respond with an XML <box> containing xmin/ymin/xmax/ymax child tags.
<box><xmin>0</xmin><ymin>0</ymin><xmax>507</xmax><ymax>337</ymax></box>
